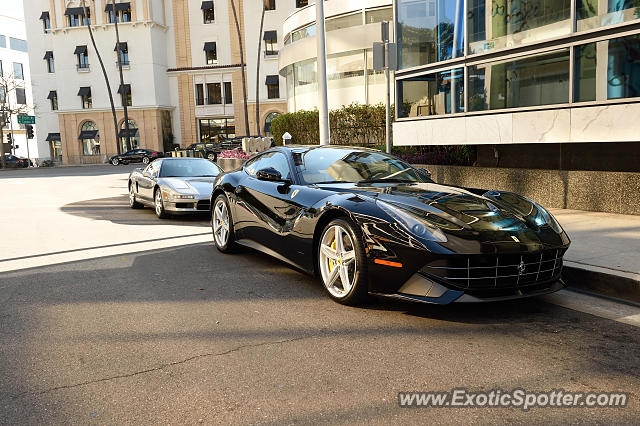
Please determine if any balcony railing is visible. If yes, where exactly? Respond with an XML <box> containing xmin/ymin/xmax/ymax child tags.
<box><xmin>76</xmin><ymin>64</ymin><xmax>90</xmax><ymax>72</ymax></box>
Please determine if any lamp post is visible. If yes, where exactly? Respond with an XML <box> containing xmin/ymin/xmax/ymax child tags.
<box><xmin>316</xmin><ymin>0</ymin><xmax>330</xmax><ymax>145</ymax></box>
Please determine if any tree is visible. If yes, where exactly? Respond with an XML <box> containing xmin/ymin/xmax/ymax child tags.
<box><xmin>0</xmin><ymin>73</ymin><xmax>30</xmax><ymax>168</ymax></box>
<box><xmin>112</xmin><ymin>0</ymin><xmax>132</xmax><ymax>152</ymax></box>
<box><xmin>230</xmin><ymin>0</ymin><xmax>250</xmax><ymax>136</ymax></box>
<box><xmin>255</xmin><ymin>0</ymin><xmax>266</xmax><ymax>136</ymax></box>
<box><xmin>80</xmin><ymin>0</ymin><xmax>121</xmax><ymax>155</ymax></box>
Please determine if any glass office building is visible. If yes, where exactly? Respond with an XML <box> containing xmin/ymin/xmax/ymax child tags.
<box><xmin>393</xmin><ymin>0</ymin><xmax>640</xmax><ymax>170</ymax></box>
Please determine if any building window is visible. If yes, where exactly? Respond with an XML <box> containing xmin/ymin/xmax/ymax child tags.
<box><xmin>296</xmin><ymin>0</ymin><xmax>308</xmax><ymax>7</ymax></box>
<box><xmin>118</xmin><ymin>84</ymin><xmax>132</xmax><ymax>106</ymax></box>
<box><xmin>365</xmin><ymin>7</ymin><xmax>392</xmax><ymax>24</ymax></box>
<box><xmin>199</xmin><ymin>118</ymin><xmax>235</xmax><ymax>143</ymax></box>
<box><xmin>266</xmin><ymin>75</ymin><xmax>280</xmax><ymax>99</ymax></box>
<box><xmin>115</xmin><ymin>42</ymin><xmax>129</xmax><ymax>65</ymax></box>
<box><xmin>264</xmin><ymin>112</ymin><xmax>280</xmax><ymax>137</ymax></box>
<box><xmin>78</xmin><ymin>87</ymin><xmax>92</xmax><ymax>109</ymax></box>
<box><xmin>0</xmin><ymin>35</ymin><xmax>5</xmax><ymax>49</ymax></box>
<box><xmin>66</xmin><ymin>7</ymin><xmax>90</xmax><ymax>27</ymax></box>
<box><xmin>75</xmin><ymin>45</ymin><xmax>89</xmax><ymax>70</ymax></box>
<box><xmin>224</xmin><ymin>82</ymin><xmax>232</xmax><ymax>104</ymax></box>
<box><xmin>13</xmin><ymin>63</ymin><xmax>23</xmax><ymax>80</ymax></box>
<box><xmin>202</xmin><ymin>1</ymin><xmax>215</xmax><ymax>23</ymax></box>
<box><xmin>207</xmin><ymin>83</ymin><xmax>222</xmax><ymax>104</ymax></box>
<box><xmin>467</xmin><ymin>49</ymin><xmax>570</xmax><ymax>112</ymax></box>
<box><xmin>195</xmin><ymin>84</ymin><xmax>205</xmax><ymax>105</ymax></box>
<box><xmin>120</xmin><ymin>119</ymin><xmax>140</xmax><ymax>151</ymax></box>
<box><xmin>15</xmin><ymin>88</ymin><xmax>26</xmax><ymax>105</ymax></box>
<box><xmin>10</xmin><ymin>38</ymin><xmax>28</xmax><ymax>52</ymax></box>
<box><xmin>0</xmin><ymin>86</ymin><xmax>5</xmax><ymax>104</ymax></box>
<box><xmin>106</xmin><ymin>2</ymin><xmax>132</xmax><ymax>23</ymax></box>
<box><xmin>44</xmin><ymin>51</ymin><xmax>55</xmax><ymax>73</ymax></box>
<box><xmin>48</xmin><ymin>90</ymin><xmax>58</xmax><ymax>110</ymax></box>
<box><xmin>397</xmin><ymin>68</ymin><xmax>464</xmax><ymax>117</ymax></box>
<box><xmin>80</xmin><ymin>121</ymin><xmax>100</xmax><ymax>155</ymax></box>
<box><xmin>264</xmin><ymin>31</ymin><xmax>278</xmax><ymax>56</ymax></box>
<box><xmin>0</xmin><ymin>60</ymin><xmax>2</xmax><ymax>75</ymax></box>
<box><xmin>397</xmin><ymin>0</ymin><xmax>465</xmax><ymax>69</ymax></box>
<box><xmin>325</xmin><ymin>13</ymin><xmax>363</xmax><ymax>32</ymax></box>
<box><xmin>265</xmin><ymin>0</ymin><xmax>276</xmax><ymax>10</ymax></box>
<box><xmin>204</xmin><ymin>42</ymin><xmax>217</xmax><ymax>64</ymax></box>
<box><xmin>40</xmin><ymin>11</ymin><xmax>51</xmax><ymax>31</ymax></box>
<box><xmin>577</xmin><ymin>0</ymin><xmax>640</xmax><ymax>31</ymax></box>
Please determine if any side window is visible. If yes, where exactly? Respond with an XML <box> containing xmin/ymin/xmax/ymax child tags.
<box><xmin>245</xmin><ymin>152</ymin><xmax>291</xmax><ymax>180</ymax></box>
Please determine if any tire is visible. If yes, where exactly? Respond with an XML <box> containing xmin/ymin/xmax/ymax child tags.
<box><xmin>142</xmin><ymin>157</ymin><xmax>150</xmax><ymax>165</ymax></box>
<box><xmin>129</xmin><ymin>184</ymin><xmax>143</xmax><ymax>209</ymax></box>
<box><xmin>154</xmin><ymin>188</ymin><xmax>168</xmax><ymax>219</ymax></box>
<box><xmin>212</xmin><ymin>194</ymin><xmax>236</xmax><ymax>253</ymax></box>
<box><xmin>318</xmin><ymin>218</ymin><xmax>368</xmax><ymax>305</ymax></box>
<box><xmin>207</xmin><ymin>152</ymin><xmax>217</xmax><ymax>162</ymax></box>
<box><xmin>111</xmin><ymin>158</ymin><xmax>120</xmax><ymax>166</ymax></box>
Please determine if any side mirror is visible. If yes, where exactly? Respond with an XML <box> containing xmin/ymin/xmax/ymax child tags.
<box><xmin>256</xmin><ymin>167</ymin><xmax>286</xmax><ymax>183</ymax></box>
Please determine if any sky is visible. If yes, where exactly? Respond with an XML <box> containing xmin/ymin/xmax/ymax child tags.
<box><xmin>0</xmin><ymin>0</ymin><xmax>25</xmax><ymax>21</ymax></box>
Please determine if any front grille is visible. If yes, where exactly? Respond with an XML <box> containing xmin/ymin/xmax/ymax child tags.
<box><xmin>421</xmin><ymin>248</ymin><xmax>565</xmax><ymax>290</ymax></box>
<box><xmin>197</xmin><ymin>200</ymin><xmax>210</xmax><ymax>211</ymax></box>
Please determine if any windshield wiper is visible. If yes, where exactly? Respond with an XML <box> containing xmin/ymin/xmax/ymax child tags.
<box><xmin>357</xmin><ymin>178</ymin><xmax>413</xmax><ymax>184</ymax></box>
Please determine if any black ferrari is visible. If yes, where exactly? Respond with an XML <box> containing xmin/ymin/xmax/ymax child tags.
<box><xmin>210</xmin><ymin>146</ymin><xmax>570</xmax><ymax>305</ymax></box>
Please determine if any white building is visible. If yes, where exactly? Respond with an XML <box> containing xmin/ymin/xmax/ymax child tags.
<box><xmin>0</xmin><ymin>0</ymin><xmax>42</xmax><ymax>161</ymax></box>
<box><xmin>23</xmin><ymin>0</ymin><xmax>303</xmax><ymax>165</ymax></box>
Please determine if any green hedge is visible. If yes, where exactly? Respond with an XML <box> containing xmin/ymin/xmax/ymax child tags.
<box><xmin>270</xmin><ymin>103</ymin><xmax>390</xmax><ymax>146</ymax></box>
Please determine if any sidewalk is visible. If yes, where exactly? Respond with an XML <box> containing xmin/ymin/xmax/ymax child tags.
<box><xmin>550</xmin><ymin>208</ymin><xmax>640</xmax><ymax>303</ymax></box>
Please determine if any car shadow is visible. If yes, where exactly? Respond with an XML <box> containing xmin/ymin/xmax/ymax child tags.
<box><xmin>60</xmin><ymin>196</ymin><xmax>210</xmax><ymax>227</ymax></box>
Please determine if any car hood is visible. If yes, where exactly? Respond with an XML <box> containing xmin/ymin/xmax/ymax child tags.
<box><xmin>159</xmin><ymin>177</ymin><xmax>215</xmax><ymax>197</ymax></box>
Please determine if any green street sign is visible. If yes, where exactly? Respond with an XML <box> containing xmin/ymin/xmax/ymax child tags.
<box><xmin>17</xmin><ymin>115</ymin><xmax>36</xmax><ymax>125</ymax></box>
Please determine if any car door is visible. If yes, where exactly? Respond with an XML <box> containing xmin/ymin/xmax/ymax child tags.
<box><xmin>234</xmin><ymin>151</ymin><xmax>306</xmax><ymax>262</ymax></box>
<box><xmin>137</xmin><ymin>161</ymin><xmax>159</xmax><ymax>201</ymax></box>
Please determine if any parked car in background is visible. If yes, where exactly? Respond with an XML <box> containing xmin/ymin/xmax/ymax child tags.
<box><xmin>210</xmin><ymin>146</ymin><xmax>570</xmax><ymax>306</ymax></box>
<box><xmin>3</xmin><ymin>155</ymin><xmax>29</xmax><ymax>168</ymax></box>
<box><xmin>110</xmin><ymin>149</ymin><xmax>164</xmax><ymax>166</ymax></box>
<box><xmin>128</xmin><ymin>158</ymin><xmax>222</xmax><ymax>219</ymax></box>
<box><xmin>185</xmin><ymin>143</ymin><xmax>219</xmax><ymax>161</ymax></box>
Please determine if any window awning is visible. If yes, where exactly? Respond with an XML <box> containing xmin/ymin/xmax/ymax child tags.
<box><xmin>43</xmin><ymin>51</ymin><xmax>53</xmax><ymax>60</ymax></box>
<box><xmin>40</xmin><ymin>11</ymin><xmax>50</xmax><ymax>20</ymax></box>
<box><xmin>201</xmin><ymin>1</ymin><xmax>214</xmax><ymax>10</ymax></box>
<box><xmin>65</xmin><ymin>7</ymin><xmax>86</xmax><ymax>16</ymax></box>
<box><xmin>263</xmin><ymin>30</ymin><xmax>277</xmax><ymax>41</ymax></box>
<box><xmin>203</xmin><ymin>42</ymin><xmax>217</xmax><ymax>51</ymax></box>
<box><xmin>114</xmin><ymin>42</ymin><xmax>128</xmax><ymax>52</ymax></box>
<box><xmin>74</xmin><ymin>45</ymin><xmax>87</xmax><ymax>55</ymax></box>
<box><xmin>265</xmin><ymin>75</ymin><xmax>279</xmax><ymax>85</ymax></box>
<box><xmin>78</xmin><ymin>130</ymin><xmax>98</xmax><ymax>140</ymax></box>
<box><xmin>117</xmin><ymin>84</ymin><xmax>131</xmax><ymax>94</ymax></box>
<box><xmin>45</xmin><ymin>133</ymin><xmax>60</xmax><ymax>141</ymax></box>
<box><xmin>77</xmin><ymin>87</ymin><xmax>91</xmax><ymax>96</ymax></box>
<box><xmin>105</xmin><ymin>2</ymin><xmax>131</xmax><ymax>12</ymax></box>
<box><xmin>119</xmin><ymin>128</ymin><xmax>139</xmax><ymax>138</ymax></box>
<box><xmin>47</xmin><ymin>91</ymin><xmax>57</xmax><ymax>99</ymax></box>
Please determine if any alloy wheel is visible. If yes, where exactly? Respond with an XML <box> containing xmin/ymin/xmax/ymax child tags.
<box><xmin>155</xmin><ymin>190</ymin><xmax>163</xmax><ymax>216</ymax></box>
<box><xmin>129</xmin><ymin>186</ymin><xmax>135</xmax><ymax>207</ymax></box>
<box><xmin>319</xmin><ymin>225</ymin><xmax>357</xmax><ymax>298</ymax></box>
<box><xmin>213</xmin><ymin>199</ymin><xmax>230</xmax><ymax>247</ymax></box>
<box><xmin>112</xmin><ymin>158</ymin><xmax>119</xmax><ymax>165</ymax></box>
<box><xmin>143</xmin><ymin>157</ymin><xmax>150</xmax><ymax>165</ymax></box>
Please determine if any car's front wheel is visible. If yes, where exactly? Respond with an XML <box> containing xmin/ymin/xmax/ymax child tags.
<box><xmin>154</xmin><ymin>188</ymin><xmax>168</xmax><ymax>219</ymax></box>
<box><xmin>129</xmin><ymin>184</ymin><xmax>143</xmax><ymax>209</ymax></box>
<box><xmin>111</xmin><ymin>158</ymin><xmax>120</xmax><ymax>166</ymax></box>
<box><xmin>142</xmin><ymin>157</ymin><xmax>151</xmax><ymax>165</ymax></box>
<box><xmin>318</xmin><ymin>219</ymin><xmax>368</xmax><ymax>305</ymax></box>
<box><xmin>212</xmin><ymin>194</ymin><xmax>236</xmax><ymax>252</ymax></box>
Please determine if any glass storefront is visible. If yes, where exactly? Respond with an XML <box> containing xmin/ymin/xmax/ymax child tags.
<box><xmin>199</xmin><ymin>118</ymin><xmax>236</xmax><ymax>143</ymax></box>
<box><xmin>120</xmin><ymin>120</ymin><xmax>140</xmax><ymax>152</ymax></box>
<box><xmin>80</xmin><ymin>121</ymin><xmax>100</xmax><ymax>156</ymax></box>
<box><xmin>397</xmin><ymin>68</ymin><xmax>464</xmax><ymax>117</ymax></box>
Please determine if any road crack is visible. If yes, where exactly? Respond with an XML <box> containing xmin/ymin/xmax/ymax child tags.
<box><xmin>10</xmin><ymin>335</ymin><xmax>311</xmax><ymax>399</ymax></box>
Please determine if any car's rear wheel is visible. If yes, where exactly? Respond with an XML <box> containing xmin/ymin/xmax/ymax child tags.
<box><xmin>318</xmin><ymin>219</ymin><xmax>368</xmax><ymax>305</ymax></box>
<box><xmin>129</xmin><ymin>184</ymin><xmax>143</xmax><ymax>209</ymax></box>
<box><xmin>111</xmin><ymin>158</ymin><xmax>120</xmax><ymax>166</ymax></box>
<box><xmin>207</xmin><ymin>152</ymin><xmax>217</xmax><ymax>162</ymax></box>
<box><xmin>212</xmin><ymin>194</ymin><xmax>236</xmax><ymax>252</ymax></box>
<box><xmin>154</xmin><ymin>188</ymin><xmax>168</xmax><ymax>219</ymax></box>
<box><xmin>142</xmin><ymin>157</ymin><xmax>150</xmax><ymax>165</ymax></box>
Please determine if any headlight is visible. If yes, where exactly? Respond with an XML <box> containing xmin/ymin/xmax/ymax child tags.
<box><xmin>163</xmin><ymin>188</ymin><xmax>196</xmax><ymax>200</ymax></box>
<box><xmin>376</xmin><ymin>200</ymin><xmax>447</xmax><ymax>243</ymax></box>
<box><xmin>175</xmin><ymin>194</ymin><xmax>195</xmax><ymax>199</ymax></box>
<box><xmin>532</xmin><ymin>203</ymin><xmax>563</xmax><ymax>233</ymax></box>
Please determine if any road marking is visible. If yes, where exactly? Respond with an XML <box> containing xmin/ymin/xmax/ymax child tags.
<box><xmin>541</xmin><ymin>289</ymin><xmax>640</xmax><ymax>328</ymax></box>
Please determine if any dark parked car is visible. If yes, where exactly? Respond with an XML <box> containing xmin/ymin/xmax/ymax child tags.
<box><xmin>210</xmin><ymin>146</ymin><xmax>570</xmax><ymax>306</ymax></box>
<box><xmin>3</xmin><ymin>155</ymin><xmax>29</xmax><ymax>168</ymax></box>
<box><xmin>185</xmin><ymin>143</ymin><xmax>220</xmax><ymax>161</ymax></box>
<box><xmin>110</xmin><ymin>149</ymin><xmax>164</xmax><ymax>166</ymax></box>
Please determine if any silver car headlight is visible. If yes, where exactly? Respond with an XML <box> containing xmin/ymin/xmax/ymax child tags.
<box><xmin>163</xmin><ymin>187</ymin><xmax>196</xmax><ymax>200</ymax></box>
<box><xmin>376</xmin><ymin>200</ymin><xmax>447</xmax><ymax>243</ymax></box>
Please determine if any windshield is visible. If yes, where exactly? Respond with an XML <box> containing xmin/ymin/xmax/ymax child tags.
<box><xmin>159</xmin><ymin>159</ymin><xmax>221</xmax><ymax>178</ymax></box>
<box><xmin>295</xmin><ymin>148</ymin><xmax>431</xmax><ymax>185</ymax></box>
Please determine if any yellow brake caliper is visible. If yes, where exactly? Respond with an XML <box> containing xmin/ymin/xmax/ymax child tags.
<box><xmin>328</xmin><ymin>239</ymin><xmax>336</xmax><ymax>273</ymax></box>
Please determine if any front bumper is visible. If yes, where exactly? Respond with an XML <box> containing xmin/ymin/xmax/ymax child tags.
<box><xmin>163</xmin><ymin>198</ymin><xmax>211</xmax><ymax>214</ymax></box>
<box><xmin>371</xmin><ymin>272</ymin><xmax>565</xmax><ymax>304</ymax></box>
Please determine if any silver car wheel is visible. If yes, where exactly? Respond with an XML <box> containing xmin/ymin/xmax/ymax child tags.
<box><xmin>111</xmin><ymin>158</ymin><xmax>119</xmax><ymax>166</ymax></box>
<box><xmin>207</xmin><ymin>153</ymin><xmax>216</xmax><ymax>161</ymax></box>
<box><xmin>319</xmin><ymin>225</ymin><xmax>357</xmax><ymax>298</ymax></box>
<box><xmin>129</xmin><ymin>185</ymin><xmax>135</xmax><ymax>207</ymax></box>
<box><xmin>213</xmin><ymin>199</ymin><xmax>230</xmax><ymax>247</ymax></box>
<box><xmin>155</xmin><ymin>190</ymin><xmax>163</xmax><ymax>216</ymax></box>
<box><xmin>143</xmin><ymin>157</ymin><xmax>150</xmax><ymax>165</ymax></box>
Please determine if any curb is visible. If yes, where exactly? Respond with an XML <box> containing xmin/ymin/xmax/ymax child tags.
<box><xmin>563</xmin><ymin>265</ymin><xmax>640</xmax><ymax>304</ymax></box>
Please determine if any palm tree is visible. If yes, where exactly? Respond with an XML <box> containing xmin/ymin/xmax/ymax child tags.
<box><xmin>112</xmin><ymin>0</ymin><xmax>132</xmax><ymax>152</ymax></box>
<box><xmin>230</xmin><ymin>0</ymin><xmax>250</xmax><ymax>136</ymax></box>
<box><xmin>255</xmin><ymin>0</ymin><xmax>266</xmax><ymax>136</ymax></box>
<box><xmin>80</xmin><ymin>0</ymin><xmax>121</xmax><ymax>155</ymax></box>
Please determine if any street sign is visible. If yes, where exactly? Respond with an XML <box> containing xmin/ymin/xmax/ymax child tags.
<box><xmin>17</xmin><ymin>115</ymin><xmax>35</xmax><ymax>125</ymax></box>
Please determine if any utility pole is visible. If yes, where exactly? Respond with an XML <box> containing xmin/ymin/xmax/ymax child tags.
<box><xmin>316</xmin><ymin>0</ymin><xmax>330</xmax><ymax>145</ymax></box>
<box><xmin>373</xmin><ymin>22</ymin><xmax>397</xmax><ymax>154</ymax></box>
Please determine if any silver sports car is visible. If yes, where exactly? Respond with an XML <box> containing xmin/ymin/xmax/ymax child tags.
<box><xmin>128</xmin><ymin>158</ymin><xmax>222</xmax><ymax>218</ymax></box>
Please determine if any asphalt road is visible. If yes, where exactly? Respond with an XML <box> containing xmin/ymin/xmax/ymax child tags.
<box><xmin>1</xmin><ymin>165</ymin><xmax>639</xmax><ymax>424</ymax></box>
